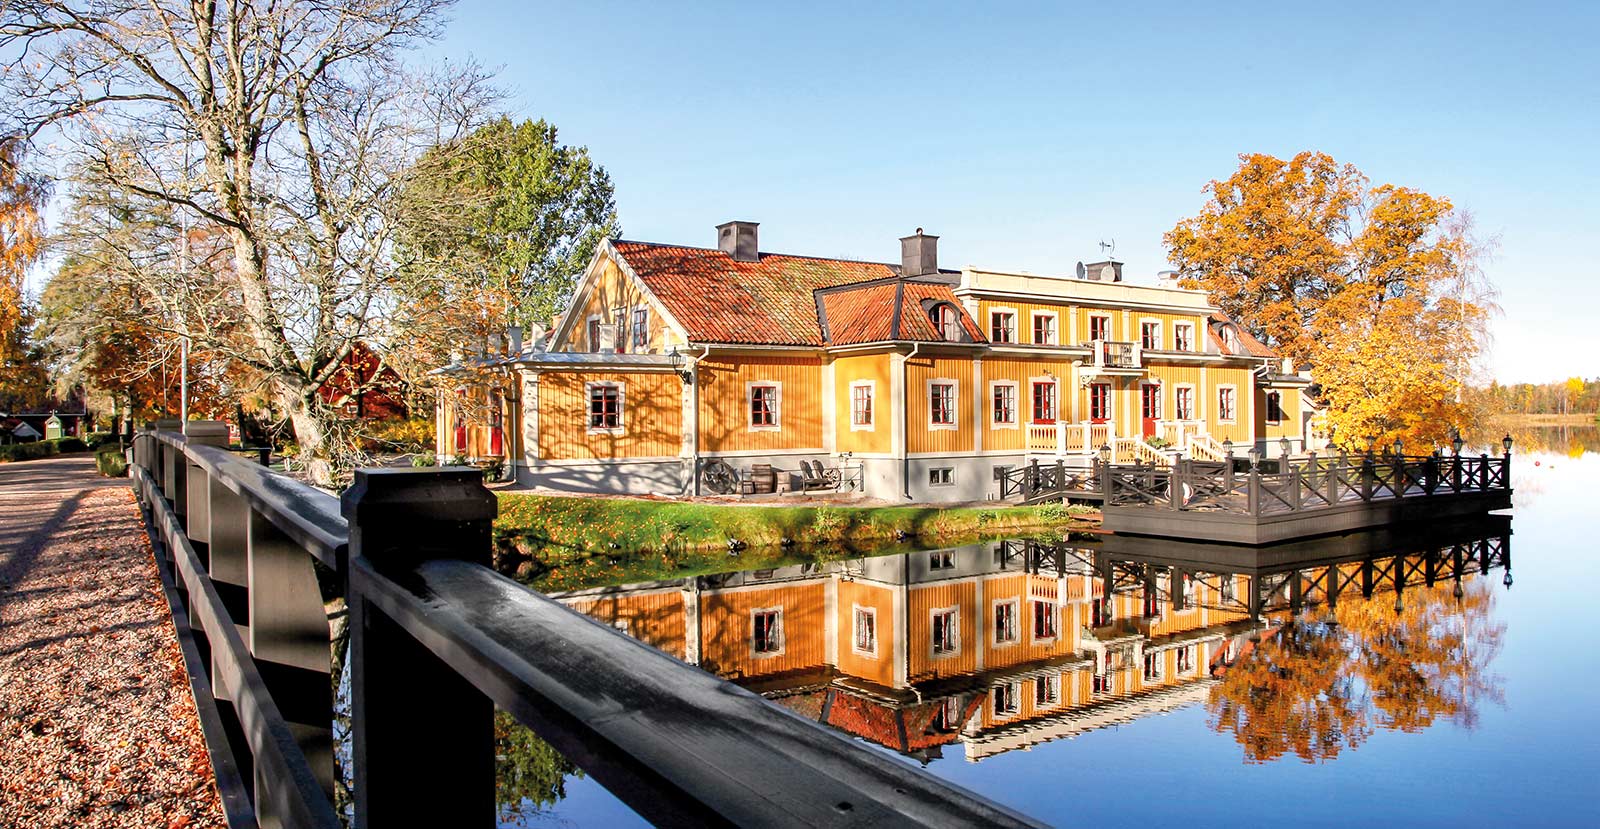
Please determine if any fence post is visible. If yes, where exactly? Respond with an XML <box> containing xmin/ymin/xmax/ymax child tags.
<box><xmin>1054</xmin><ymin>459</ymin><xmax>1065</xmax><ymax>496</ymax></box>
<box><xmin>1247</xmin><ymin>468</ymin><xmax>1260</xmax><ymax>516</ymax></box>
<box><xmin>1361</xmin><ymin>452</ymin><xmax>1375</xmax><ymax>501</ymax></box>
<box><xmin>184</xmin><ymin>421</ymin><xmax>231</xmax><ymax>546</ymax></box>
<box><xmin>1479</xmin><ymin>454</ymin><xmax>1490</xmax><ymax>490</ymax></box>
<box><xmin>1029</xmin><ymin>458</ymin><xmax>1040</xmax><ymax>496</ymax></box>
<box><xmin>343</xmin><ymin>469</ymin><xmax>498</xmax><ymax>829</ymax></box>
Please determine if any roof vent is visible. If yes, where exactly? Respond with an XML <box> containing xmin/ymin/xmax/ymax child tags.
<box><xmin>900</xmin><ymin>228</ymin><xmax>938</xmax><ymax>277</ymax></box>
<box><xmin>717</xmin><ymin>221</ymin><xmax>760</xmax><ymax>263</ymax></box>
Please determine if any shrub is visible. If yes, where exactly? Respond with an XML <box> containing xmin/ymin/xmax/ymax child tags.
<box><xmin>85</xmin><ymin>431</ymin><xmax>119</xmax><ymax>450</ymax></box>
<box><xmin>52</xmin><ymin>436</ymin><xmax>89</xmax><ymax>453</ymax></box>
<box><xmin>0</xmin><ymin>441</ymin><xmax>61</xmax><ymax>463</ymax></box>
<box><xmin>95</xmin><ymin>447</ymin><xmax>129</xmax><ymax>477</ymax></box>
<box><xmin>411</xmin><ymin>451</ymin><xmax>437</xmax><ymax>468</ymax></box>
<box><xmin>482</xmin><ymin>460</ymin><xmax>505</xmax><ymax>482</ymax></box>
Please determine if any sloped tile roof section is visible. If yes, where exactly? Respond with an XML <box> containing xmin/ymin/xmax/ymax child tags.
<box><xmin>1207</xmin><ymin>312</ymin><xmax>1276</xmax><ymax>357</ymax></box>
<box><xmin>818</xmin><ymin>280</ymin><xmax>988</xmax><ymax>345</ymax></box>
<box><xmin>612</xmin><ymin>241</ymin><xmax>897</xmax><ymax>346</ymax></box>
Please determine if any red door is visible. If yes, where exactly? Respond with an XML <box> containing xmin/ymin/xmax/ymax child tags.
<box><xmin>1141</xmin><ymin>384</ymin><xmax>1160</xmax><ymax>438</ymax></box>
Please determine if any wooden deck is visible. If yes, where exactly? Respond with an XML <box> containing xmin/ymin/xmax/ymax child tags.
<box><xmin>1099</xmin><ymin>451</ymin><xmax>1512</xmax><ymax>544</ymax></box>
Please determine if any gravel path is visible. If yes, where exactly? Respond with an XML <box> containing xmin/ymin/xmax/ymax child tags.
<box><xmin>0</xmin><ymin>455</ymin><xmax>225</xmax><ymax>828</ymax></box>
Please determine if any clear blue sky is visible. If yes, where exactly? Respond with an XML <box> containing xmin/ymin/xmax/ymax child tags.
<box><xmin>424</xmin><ymin>0</ymin><xmax>1599</xmax><ymax>384</ymax></box>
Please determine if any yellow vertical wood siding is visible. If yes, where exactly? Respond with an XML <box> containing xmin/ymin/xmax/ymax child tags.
<box><xmin>836</xmin><ymin>581</ymin><xmax>895</xmax><ymax>687</ymax></box>
<box><xmin>906</xmin><ymin>354</ymin><xmax>975</xmax><ymax>454</ymax></box>
<box><xmin>699</xmin><ymin>583</ymin><xmax>828</xmax><ymax>679</ymax></box>
<box><xmin>908</xmin><ymin>581</ymin><xmax>978</xmax><ymax>682</ymax></box>
<box><xmin>560</xmin><ymin>590</ymin><xmax>687</xmax><ymax>661</ymax></box>
<box><xmin>559</xmin><ymin>254</ymin><xmax>680</xmax><ymax>353</ymax></box>
<box><xmin>832</xmin><ymin>352</ymin><xmax>893</xmax><ymax>455</ymax></box>
<box><xmin>697</xmin><ymin>355</ymin><xmax>823</xmax><ymax>453</ymax></box>
<box><xmin>537</xmin><ymin>370</ymin><xmax>683</xmax><ymax>460</ymax></box>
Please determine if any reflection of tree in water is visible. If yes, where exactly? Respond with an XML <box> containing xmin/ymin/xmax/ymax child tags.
<box><xmin>496</xmin><ymin>711</ymin><xmax>583</xmax><ymax>823</ymax></box>
<box><xmin>1208</xmin><ymin>581</ymin><xmax>1504</xmax><ymax>763</ymax></box>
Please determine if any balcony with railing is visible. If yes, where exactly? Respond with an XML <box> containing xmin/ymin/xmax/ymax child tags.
<box><xmin>1087</xmin><ymin>340</ymin><xmax>1144</xmax><ymax>375</ymax></box>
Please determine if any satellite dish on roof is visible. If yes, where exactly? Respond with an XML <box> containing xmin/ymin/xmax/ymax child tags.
<box><xmin>1075</xmin><ymin>261</ymin><xmax>1086</xmax><ymax>280</ymax></box>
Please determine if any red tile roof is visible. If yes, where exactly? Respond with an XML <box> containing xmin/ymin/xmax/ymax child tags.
<box><xmin>611</xmin><ymin>240</ymin><xmax>985</xmax><ymax>348</ymax></box>
<box><xmin>612</xmin><ymin>241</ymin><xmax>896</xmax><ymax>346</ymax></box>
<box><xmin>1207</xmin><ymin>313</ymin><xmax>1275</xmax><ymax>358</ymax></box>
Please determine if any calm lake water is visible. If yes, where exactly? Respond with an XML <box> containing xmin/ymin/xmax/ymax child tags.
<box><xmin>503</xmin><ymin>427</ymin><xmax>1599</xmax><ymax>827</ymax></box>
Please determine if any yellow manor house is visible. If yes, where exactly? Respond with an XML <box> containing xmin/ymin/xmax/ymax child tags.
<box><xmin>436</xmin><ymin>221</ymin><xmax>1313</xmax><ymax>501</ymax></box>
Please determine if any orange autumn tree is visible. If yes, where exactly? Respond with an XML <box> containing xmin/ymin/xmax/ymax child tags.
<box><xmin>1165</xmin><ymin>152</ymin><xmax>1498</xmax><ymax>449</ymax></box>
<box><xmin>0</xmin><ymin>136</ymin><xmax>51</xmax><ymax>411</ymax></box>
<box><xmin>1208</xmin><ymin>575</ymin><xmax>1503</xmax><ymax>763</ymax></box>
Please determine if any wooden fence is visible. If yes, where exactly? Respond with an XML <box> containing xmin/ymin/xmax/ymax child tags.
<box><xmin>129</xmin><ymin>424</ymin><xmax>1043</xmax><ymax>828</ymax></box>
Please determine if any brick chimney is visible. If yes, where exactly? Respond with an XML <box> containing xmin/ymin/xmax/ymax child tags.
<box><xmin>900</xmin><ymin>228</ymin><xmax>938</xmax><ymax>277</ymax></box>
<box><xmin>717</xmin><ymin>221</ymin><xmax>760</xmax><ymax>262</ymax></box>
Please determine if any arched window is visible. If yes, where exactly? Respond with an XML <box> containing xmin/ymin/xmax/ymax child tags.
<box><xmin>927</xmin><ymin>303</ymin><xmax>962</xmax><ymax>341</ymax></box>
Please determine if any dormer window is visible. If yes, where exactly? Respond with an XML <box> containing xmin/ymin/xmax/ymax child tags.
<box><xmin>927</xmin><ymin>303</ymin><xmax>962</xmax><ymax>341</ymax></box>
<box><xmin>1222</xmin><ymin>326</ymin><xmax>1239</xmax><ymax>353</ymax></box>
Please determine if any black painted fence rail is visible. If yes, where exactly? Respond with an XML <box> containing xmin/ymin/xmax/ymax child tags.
<box><xmin>130</xmin><ymin>424</ymin><xmax>1044</xmax><ymax>829</ymax></box>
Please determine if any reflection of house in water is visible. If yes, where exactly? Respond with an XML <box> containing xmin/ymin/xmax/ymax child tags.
<box><xmin>549</xmin><ymin>517</ymin><xmax>1511</xmax><ymax>763</ymax></box>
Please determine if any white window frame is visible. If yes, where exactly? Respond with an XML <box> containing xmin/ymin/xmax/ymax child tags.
<box><xmin>1088</xmin><ymin>313</ymin><xmax>1113</xmax><ymax>343</ymax></box>
<box><xmin>1222</xmin><ymin>326</ymin><xmax>1240</xmax><ymax>353</ymax></box>
<box><xmin>1034</xmin><ymin>674</ymin><xmax>1061</xmax><ymax>708</ymax></box>
<box><xmin>630</xmin><ymin>305</ymin><xmax>650</xmax><ymax>350</ymax></box>
<box><xmin>585</xmin><ymin>313</ymin><xmax>603</xmax><ymax>352</ymax></box>
<box><xmin>991</xmin><ymin>597</ymin><xmax>1020</xmax><ymax>646</ymax></box>
<box><xmin>929</xmin><ymin>467</ymin><xmax>955</xmax><ymax>487</ymax></box>
<box><xmin>989</xmin><ymin>380</ymin><xmax>1019</xmax><ymax>429</ymax></box>
<box><xmin>849</xmin><ymin>380</ymin><xmax>875</xmax><ymax>431</ymax></box>
<box><xmin>1217</xmin><ymin>384</ymin><xmax>1238</xmax><ymax>424</ymax></box>
<box><xmin>1144</xmin><ymin>650</ymin><xmax>1165</xmax><ymax>681</ymax></box>
<box><xmin>1139</xmin><ymin>380</ymin><xmax>1163</xmax><ymax>421</ymax></box>
<box><xmin>1174</xmin><ymin>384</ymin><xmax>1196</xmax><ymax>422</ymax></box>
<box><xmin>1028</xmin><ymin>376</ymin><xmax>1059</xmax><ymax>424</ymax></box>
<box><xmin>930</xmin><ymin>607</ymin><xmax>961</xmax><ymax>657</ymax></box>
<box><xmin>1030</xmin><ymin>310</ymin><xmax>1059</xmax><ymax>346</ymax></box>
<box><xmin>1176</xmin><ymin>644</ymin><xmax>1196</xmax><ymax>676</ymax></box>
<box><xmin>992</xmin><ymin>682</ymin><xmax>1021</xmax><ymax>717</ymax></box>
<box><xmin>852</xmin><ymin>604</ymin><xmax>878</xmax><ymax>657</ymax></box>
<box><xmin>747</xmin><ymin>380</ymin><xmax>782</xmax><ymax>432</ymax></box>
<box><xmin>927</xmin><ymin>378</ymin><xmax>959</xmax><ymax>431</ymax></box>
<box><xmin>1265</xmin><ymin>390</ymin><xmax>1283</xmax><ymax>425</ymax></box>
<box><xmin>1031</xmin><ymin>599</ymin><xmax>1059</xmax><ymax>643</ymax></box>
<box><xmin>1174</xmin><ymin>322</ymin><xmax>1195</xmax><ymax>352</ymax></box>
<box><xmin>584</xmin><ymin>381</ymin><xmax>626</xmax><ymax>435</ymax></box>
<box><xmin>929</xmin><ymin>303</ymin><xmax>963</xmax><ymax>341</ymax></box>
<box><xmin>989</xmin><ymin>307</ymin><xmax>1018</xmax><ymax>343</ymax></box>
<box><xmin>929</xmin><ymin>550</ymin><xmax>956</xmax><ymax>570</ymax></box>
<box><xmin>751</xmin><ymin>607</ymin><xmax>785</xmax><ymax>657</ymax></box>
<box><xmin>1139</xmin><ymin>318</ymin><xmax>1163</xmax><ymax>351</ymax></box>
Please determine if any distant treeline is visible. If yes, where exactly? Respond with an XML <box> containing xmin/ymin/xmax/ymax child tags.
<box><xmin>1473</xmin><ymin>377</ymin><xmax>1598</xmax><ymax>415</ymax></box>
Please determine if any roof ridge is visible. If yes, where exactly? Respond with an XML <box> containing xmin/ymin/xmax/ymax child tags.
<box><xmin>612</xmin><ymin>238</ymin><xmax>899</xmax><ymax>269</ymax></box>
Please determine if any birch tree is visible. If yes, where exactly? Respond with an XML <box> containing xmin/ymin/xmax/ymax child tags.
<box><xmin>2</xmin><ymin>0</ymin><xmax>497</xmax><ymax>483</ymax></box>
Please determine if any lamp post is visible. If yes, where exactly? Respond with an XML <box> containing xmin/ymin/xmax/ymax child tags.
<box><xmin>1502</xmin><ymin>434</ymin><xmax>1514</xmax><ymax>457</ymax></box>
<box><xmin>1452</xmin><ymin>431</ymin><xmax>1464</xmax><ymax>457</ymax></box>
<box><xmin>1392</xmin><ymin>438</ymin><xmax>1403</xmax><ymax>459</ymax></box>
<box><xmin>1221</xmin><ymin>438</ymin><xmax>1233</xmax><ymax>459</ymax></box>
<box><xmin>1097</xmin><ymin>443</ymin><xmax>1111</xmax><ymax>465</ymax></box>
<box><xmin>1278</xmin><ymin>436</ymin><xmax>1291</xmax><ymax>459</ymax></box>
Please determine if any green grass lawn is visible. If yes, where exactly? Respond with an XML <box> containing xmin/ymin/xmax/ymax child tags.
<box><xmin>486</xmin><ymin>496</ymin><xmax>1100</xmax><ymax>595</ymax></box>
<box><xmin>494</xmin><ymin>494</ymin><xmax>1097</xmax><ymax>590</ymax></box>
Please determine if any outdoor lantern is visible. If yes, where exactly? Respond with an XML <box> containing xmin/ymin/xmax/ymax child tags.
<box><xmin>1453</xmin><ymin>579</ymin><xmax>1464</xmax><ymax>600</ymax></box>
<box><xmin>1502</xmin><ymin>434</ymin><xmax>1514</xmax><ymax>456</ymax></box>
<box><xmin>1279</xmin><ymin>436</ymin><xmax>1291</xmax><ymax>458</ymax></box>
<box><xmin>1393</xmin><ymin>591</ymin><xmax>1405</xmax><ymax>615</ymax></box>
<box><xmin>1452</xmin><ymin>432</ymin><xmax>1465</xmax><ymax>456</ymax></box>
<box><xmin>1503</xmin><ymin>570</ymin><xmax>1514</xmax><ymax>589</ymax></box>
<box><xmin>1221</xmin><ymin>438</ymin><xmax>1233</xmax><ymax>457</ymax></box>
<box><xmin>1098</xmin><ymin>443</ymin><xmax>1111</xmax><ymax>463</ymax></box>
<box><xmin>667</xmin><ymin>346</ymin><xmax>692</xmax><ymax>384</ymax></box>
<box><xmin>1392</xmin><ymin>438</ymin><xmax>1403</xmax><ymax>457</ymax></box>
